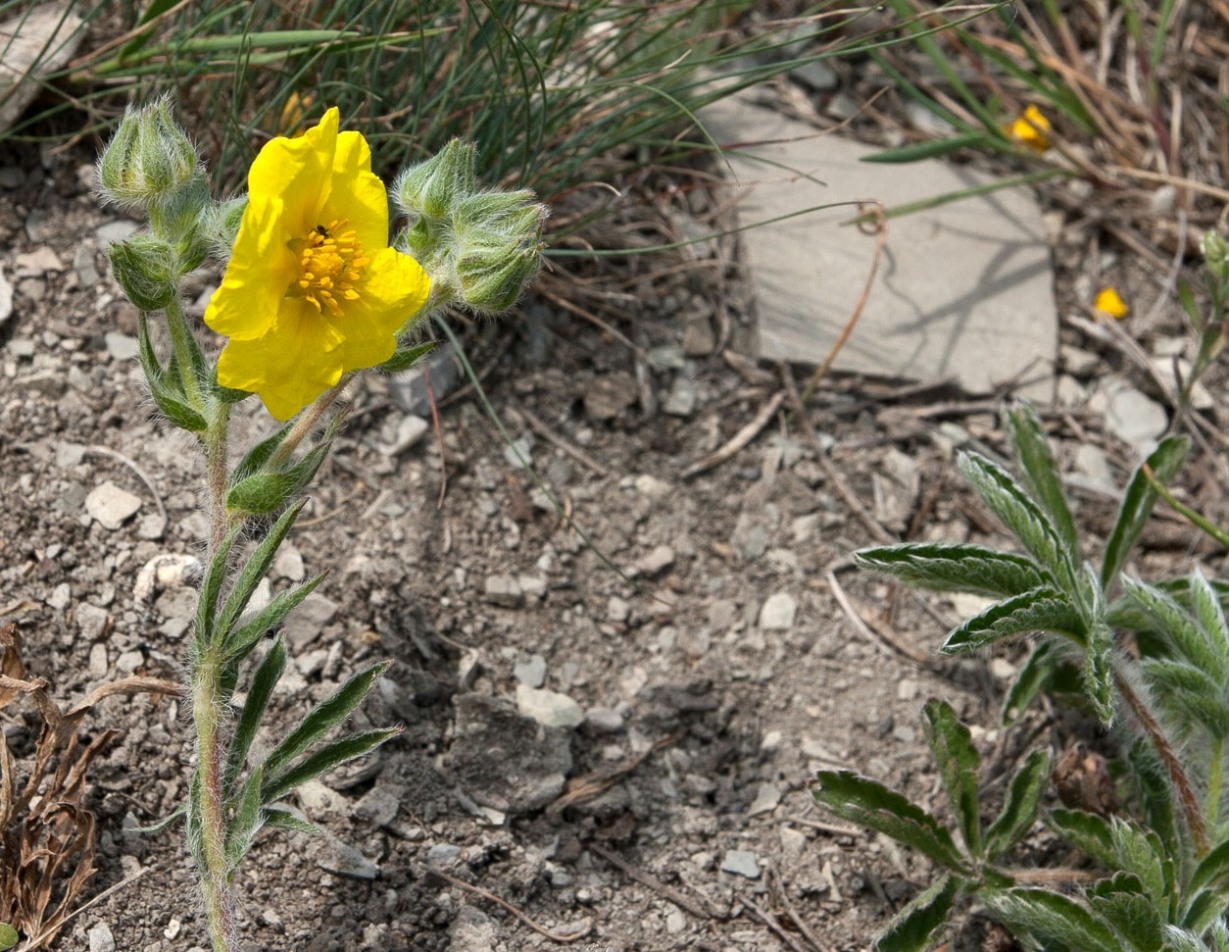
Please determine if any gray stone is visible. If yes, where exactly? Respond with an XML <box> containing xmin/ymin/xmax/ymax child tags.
<box><xmin>516</xmin><ymin>683</ymin><xmax>585</xmax><ymax>729</ymax></box>
<box><xmin>449</xmin><ymin>694</ymin><xmax>572</xmax><ymax>815</ymax></box>
<box><xmin>0</xmin><ymin>4</ymin><xmax>86</xmax><ymax>134</ymax></box>
<box><xmin>88</xmin><ymin>642</ymin><xmax>108</xmax><ymax>678</ymax></box>
<box><xmin>272</xmin><ymin>545</ymin><xmax>305</xmax><ymax>582</ymax></box>
<box><xmin>484</xmin><ymin>574</ymin><xmax>524</xmax><ymax>608</ymax></box>
<box><xmin>426</xmin><ymin>843</ymin><xmax>461</xmax><ymax>867</ymax></box>
<box><xmin>85</xmin><ymin>481</ymin><xmax>142</xmax><ymax>530</ymax></box>
<box><xmin>285</xmin><ymin>593</ymin><xmax>339</xmax><ymax>649</ymax></box>
<box><xmin>382</xmin><ymin>414</ymin><xmax>429</xmax><ymax>456</ymax></box>
<box><xmin>758</xmin><ymin>592</ymin><xmax>797</xmax><ymax>630</ymax></box>
<box><xmin>115</xmin><ymin>650</ymin><xmax>144</xmax><ymax>674</ymax></box>
<box><xmin>513</xmin><ymin>654</ymin><xmax>547</xmax><ymax>689</ymax></box>
<box><xmin>747</xmin><ymin>782</ymin><xmax>782</xmax><ymax>817</ymax></box>
<box><xmin>702</xmin><ymin>93</ymin><xmax>1056</xmax><ymax>400</ymax></box>
<box><xmin>14</xmin><ymin>247</ymin><xmax>62</xmax><ymax>276</ymax></box>
<box><xmin>87</xmin><ymin>922</ymin><xmax>116</xmax><ymax>952</ymax></box>
<box><xmin>634</xmin><ymin>474</ymin><xmax>672</xmax><ymax>499</ymax></box>
<box><xmin>1073</xmin><ymin>444</ymin><xmax>1117</xmax><ymax>494</ymax></box>
<box><xmin>95</xmin><ymin>220</ymin><xmax>140</xmax><ymax>245</ymax></box>
<box><xmin>449</xmin><ymin>905</ymin><xmax>499</xmax><ymax>952</ymax></box>
<box><xmin>790</xmin><ymin>60</ymin><xmax>838</xmax><ymax>92</ymax></box>
<box><xmin>74</xmin><ymin>244</ymin><xmax>99</xmax><ymax>287</ymax></box>
<box><xmin>666</xmin><ymin>909</ymin><xmax>688</xmax><ymax>935</ymax></box>
<box><xmin>298</xmin><ymin>780</ymin><xmax>346</xmax><ymax>817</ymax></box>
<box><xmin>0</xmin><ymin>263</ymin><xmax>11</xmax><ymax>326</ymax></box>
<box><xmin>632</xmin><ymin>544</ymin><xmax>675</xmax><ymax>577</ymax></box>
<box><xmin>1104</xmin><ymin>381</ymin><xmax>1168</xmax><ymax>455</ymax></box>
<box><xmin>354</xmin><ymin>783</ymin><xmax>403</xmax><ymax>827</ymax></box>
<box><xmin>104</xmin><ymin>331</ymin><xmax>139</xmax><ymax>361</ymax></box>
<box><xmin>721</xmin><ymin>849</ymin><xmax>761</xmax><ymax>879</ymax></box>
<box><xmin>76</xmin><ymin>604</ymin><xmax>109</xmax><ymax>640</ymax></box>
<box><xmin>663</xmin><ymin>374</ymin><xmax>697</xmax><ymax>417</ymax></box>
<box><xmin>47</xmin><ymin>582</ymin><xmax>71</xmax><ymax>611</ymax></box>
<box><xmin>585</xmin><ymin>706</ymin><xmax>625</xmax><ymax>733</ymax></box>
<box><xmin>316</xmin><ymin>831</ymin><xmax>379</xmax><ymax>880</ymax></box>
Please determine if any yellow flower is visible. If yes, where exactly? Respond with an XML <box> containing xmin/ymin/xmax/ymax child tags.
<box><xmin>1006</xmin><ymin>104</ymin><xmax>1052</xmax><ymax>153</ymax></box>
<box><xmin>204</xmin><ymin>107</ymin><xmax>430</xmax><ymax>420</ymax></box>
<box><xmin>1093</xmin><ymin>287</ymin><xmax>1129</xmax><ymax>320</ymax></box>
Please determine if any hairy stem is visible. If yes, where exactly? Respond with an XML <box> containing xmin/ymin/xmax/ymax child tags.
<box><xmin>1210</xmin><ymin>739</ymin><xmax>1224</xmax><ymax>832</ymax></box>
<box><xmin>164</xmin><ymin>297</ymin><xmax>205</xmax><ymax>409</ymax></box>
<box><xmin>1115</xmin><ymin>668</ymin><xmax>1209</xmax><ymax>855</ymax></box>
<box><xmin>193</xmin><ymin>648</ymin><xmax>238</xmax><ymax>951</ymax></box>
<box><xmin>266</xmin><ymin>374</ymin><xmax>351</xmax><ymax>471</ymax></box>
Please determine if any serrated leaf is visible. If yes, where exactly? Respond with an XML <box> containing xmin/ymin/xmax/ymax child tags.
<box><xmin>984</xmin><ymin>748</ymin><xmax>1051</xmax><ymax>859</ymax></box>
<box><xmin>874</xmin><ymin>873</ymin><xmax>962</xmax><ymax>952</ymax></box>
<box><xmin>922</xmin><ymin>700</ymin><xmax>982</xmax><ymax>857</ymax></box>
<box><xmin>1127</xmin><ymin>739</ymin><xmax>1179</xmax><ymax>863</ymax></box>
<box><xmin>1101</xmin><ymin>436</ymin><xmax>1190</xmax><ymax>589</ymax></box>
<box><xmin>861</xmin><ymin>132</ymin><xmax>990</xmax><ymax>163</ymax></box>
<box><xmin>1086</xmin><ymin>872</ymin><xmax>1163</xmax><ymax>952</ymax></box>
<box><xmin>377</xmin><ymin>340</ymin><xmax>436</xmax><ymax>374</ymax></box>
<box><xmin>225</xmin><ymin>636</ymin><xmax>286</xmax><ymax>796</ymax></box>
<box><xmin>1083</xmin><ymin>612</ymin><xmax>1115</xmax><ymax>724</ymax></box>
<box><xmin>261</xmin><ymin>661</ymin><xmax>391</xmax><ymax>786</ymax></box>
<box><xmin>982</xmin><ymin>887</ymin><xmax>1120</xmax><ymax>952</ymax></box>
<box><xmin>1186</xmin><ymin>835</ymin><xmax>1229</xmax><ymax>897</ymax></box>
<box><xmin>262</xmin><ymin>806</ymin><xmax>320</xmax><ymax>837</ymax></box>
<box><xmin>1123</xmin><ymin>576</ymin><xmax>1228</xmax><ymax>681</ymax></box>
<box><xmin>941</xmin><ymin>587</ymin><xmax>1084</xmax><ymax>654</ymax></box>
<box><xmin>958</xmin><ymin>452</ymin><xmax>1076</xmax><ymax>591</ymax></box>
<box><xmin>1108</xmin><ymin>818</ymin><xmax>1169</xmax><ymax>906</ymax></box>
<box><xmin>855</xmin><ymin>543</ymin><xmax>1052</xmax><ymax>599</ymax></box>
<box><xmin>213</xmin><ymin>501</ymin><xmax>305</xmax><ymax>645</ymax></box>
<box><xmin>223</xmin><ymin>574</ymin><xmax>325</xmax><ymax>665</ymax></box>
<box><xmin>225</xmin><ymin>765</ymin><xmax>265</xmax><ymax>872</ymax></box>
<box><xmin>1006</xmin><ymin>404</ymin><xmax>1079</xmax><ymax>558</ymax></box>
<box><xmin>262</xmin><ymin>727</ymin><xmax>401</xmax><ymax>803</ymax></box>
<box><xmin>813</xmin><ymin>770</ymin><xmax>971</xmax><ymax>874</ymax></box>
<box><xmin>1049</xmin><ymin>809</ymin><xmax>1118</xmax><ymax>869</ymax></box>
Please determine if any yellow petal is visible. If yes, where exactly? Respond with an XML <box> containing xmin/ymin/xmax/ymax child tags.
<box><xmin>322</xmin><ymin>130</ymin><xmax>388</xmax><ymax>251</ymax></box>
<box><xmin>335</xmin><ymin>248</ymin><xmax>432</xmax><ymax>370</ymax></box>
<box><xmin>204</xmin><ymin>196</ymin><xmax>297</xmax><ymax>341</ymax></box>
<box><xmin>1094</xmin><ymin>287</ymin><xmax>1128</xmax><ymax>319</ymax></box>
<box><xmin>249</xmin><ymin>107</ymin><xmax>339</xmax><ymax>237</ymax></box>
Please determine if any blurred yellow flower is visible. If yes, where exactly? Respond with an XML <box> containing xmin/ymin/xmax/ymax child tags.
<box><xmin>1006</xmin><ymin>104</ymin><xmax>1052</xmax><ymax>153</ymax></box>
<box><xmin>205</xmin><ymin>108</ymin><xmax>430</xmax><ymax>420</ymax></box>
<box><xmin>1094</xmin><ymin>287</ymin><xmax>1129</xmax><ymax>320</ymax></box>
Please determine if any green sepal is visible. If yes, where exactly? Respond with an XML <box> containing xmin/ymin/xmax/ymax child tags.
<box><xmin>225</xmin><ymin>636</ymin><xmax>286</xmax><ymax>797</ymax></box>
<box><xmin>874</xmin><ymin>872</ymin><xmax>962</xmax><ymax>952</ymax></box>
<box><xmin>1100</xmin><ymin>435</ymin><xmax>1190</xmax><ymax>590</ymax></box>
<box><xmin>227</xmin><ymin>438</ymin><xmax>331</xmax><ymax>516</ymax></box>
<box><xmin>376</xmin><ymin>340</ymin><xmax>436</xmax><ymax>375</ymax></box>
<box><xmin>1005</xmin><ymin>403</ymin><xmax>1079</xmax><ymax>558</ymax></box>
<box><xmin>1186</xmin><ymin>836</ymin><xmax>1229</xmax><ymax>898</ymax></box>
<box><xmin>981</xmin><ymin>887</ymin><xmax>1120</xmax><ymax>952</ymax></box>
<box><xmin>1127</xmin><ymin>739</ymin><xmax>1179</xmax><ymax>865</ymax></box>
<box><xmin>210</xmin><ymin>362</ymin><xmax>253</xmax><ymax>404</ymax></box>
<box><xmin>261</xmin><ymin>806</ymin><xmax>320</xmax><ymax>837</ymax></box>
<box><xmin>261</xmin><ymin>661</ymin><xmax>392</xmax><ymax>791</ymax></box>
<box><xmin>813</xmin><ymin>770</ymin><xmax>972</xmax><ymax>874</ymax></box>
<box><xmin>958</xmin><ymin>451</ymin><xmax>1077</xmax><ymax>591</ymax></box>
<box><xmin>1180</xmin><ymin>888</ymin><xmax>1224</xmax><ymax>935</ymax></box>
<box><xmin>941</xmin><ymin>587</ymin><xmax>1084</xmax><ymax>654</ymax></box>
<box><xmin>1082</xmin><ymin>604</ymin><xmax>1115</xmax><ymax>724</ymax></box>
<box><xmin>223</xmin><ymin>574</ymin><xmax>325</xmax><ymax>665</ymax></box>
<box><xmin>137</xmin><ymin>312</ymin><xmax>208</xmax><ymax>432</ymax></box>
<box><xmin>262</xmin><ymin>727</ymin><xmax>401</xmax><ymax>804</ymax></box>
<box><xmin>922</xmin><ymin>699</ymin><xmax>982</xmax><ymax>858</ymax></box>
<box><xmin>231</xmin><ymin>421</ymin><xmax>295</xmax><ymax>485</ymax></box>
<box><xmin>854</xmin><ymin>543</ymin><xmax>1052</xmax><ymax>599</ymax></box>
<box><xmin>225</xmin><ymin>764</ymin><xmax>265</xmax><ymax>873</ymax></box>
<box><xmin>984</xmin><ymin>747</ymin><xmax>1051</xmax><ymax>859</ymax></box>
<box><xmin>1085</xmin><ymin>873</ymin><xmax>1164</xmax><ymax>952</ymax></box>
<box><xmin>213</xmin><ymin>501</ymin><xmax>305</xmax><ymax>645</ymax></box>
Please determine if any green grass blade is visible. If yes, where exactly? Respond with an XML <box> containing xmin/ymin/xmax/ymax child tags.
<box><xmin>1100</xmin><ymin>436</ymin><xmax>1190</xmax><ymax>590</ymax></box>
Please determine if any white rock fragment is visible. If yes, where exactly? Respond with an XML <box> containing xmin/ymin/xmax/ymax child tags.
<box><xmin>134</xmin><ymin>553</ymin><xmax>201</xmax><ymax>602</ymax></box>
<box><xmin>0</xmin><ymin>263</ymin><xmax>11</xmax><ymax>327</ymax></box>
<box><xmin>484</xmin><ymin>574</ymin><xmax>524</xmax><ymax>608</ymax></box>
<box><xmin>85</xmin><ymin>482</ymin><xmax>142</xmax><ymax>530</ymax></box>
<box><xmin>513</xmin><ymin>654</ymin><xmax>547</xmax><ymax>689</ymax></box>
<box><xmin>87</xmin><ymin>922</ymin><xmax>115</xmax><ymax>952</ymax></box>
<box><xmin>633</xmin><ymin>474</ymin><xmax>672</xmax><ymax>499</ymax></box>
<box><xmin>721</xmin><ymin>849</ymin><xmax>761</xmax><ymax>879</ymax></box>
<box><xmin>88</xmin><ymin>642</ymin><xmax>108</xmax><ymax>678</ymax></box>
<box><xmin>758</xmin><ymin>592</ymin><xmax>797</xmax><ymax>630</ymax></box>
<box><xmin>103</xmin><ymin>331</ymin><xmax>139</xmax><ymax>361</ymax></box>
<box><xmin>516</xmin><ymin>683</ymin><xmax>585</xmax><ymax>729</ymax></box>
<box><xmin>14</xmin><ymin>247</ymin><xmax>62</xmax><ymax>276</ymax></box>
<box><xmin>1104</xmin><ymin>381</ymin><xmax>1168</xmax><ymax>456</ymax></box>
<box><xmin>632</xmin><ymin>544</ymin><xmax>675</xmax><ymax>577</ymax></box>
<box><xmin>747</xmin><ymin>782</ymin><xmax>782</xmax><ymax>817</ymax></box>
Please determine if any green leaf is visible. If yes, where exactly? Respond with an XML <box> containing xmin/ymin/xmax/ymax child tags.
<box><xmin>223</xmin><ymin>574</ymin><xmax>325</xmax><ymax>665</ymax></box>
<box><xmin>1166</xmin><ymin>925</ymin><xmax>1212</xmax><ymax>952</ymax></box>
<box><xmin>922</xmin><ymin>699</ymin><xmax>982</xmax><ymax>857</ymax></box>
<box><xmin>226</xmin><ymin>469</ymin><xmax>306</xmax><ymax>515</ymax></box>
<box><xmin>261</xmin><ymin>806</ymin><xmax>320</xmax><ymax>837</ymax></box>
<box><xmin>261</xmin><ymin>661</ymin><xmax>392</xmax><ymax>787</ymax></box>
<box><xmin>813</xmin><ymin>770</ymin><xmax>972</xmax><ymax>874</ymax></box>
<box><xmin>262</xmin><ymin>727</ymin><xmax>401</xmax><ymax>804</ymax></box>
<box><xmin>148</xmin><ymin>374</ymin><xmax>209</xmax><ymax>432</ymax></box>
<box><xmin>225</xmin><ymin>764</ymin><xmax>265</xmax><ymax>873</ymax></box>
<box><xmin>1086</xmin><ymin>873</ymin><xmax>1163</xmax><ymax>952</ymax></box>
<box><xmin>192</xmin><ymin>523</ymin><xmax>242</xmax><ymax>650</ymax></box>
<box><xmin>124</xmin><ymin>803</ymin><xmax>185</xmax><ymax>836</ymax></box>
<box><xmin>1122</xmin><ymin>576</ymin><xmax>1228</xmax><ymax>681</ymax></box>
<box><xmin>1189</xmin><ymin>570</ymin><xmax>1229</xmax><ymax>657</ymax></box>
<box><xmin>1083</xmin><ymin>610</ymin><xmax>1115</xmax><ymax>724</ymax></box>
<box><xmin>1002</xmin><ymin>639</ymin><xmax>1074</xmax><ymax>725</ymax></box>
<box><xmin>225</xmin><ymin>636</ymin><xmax>286</xmax><ymax>796</ymax></box>
<box><xmin>1186</xmin><ymin>835</ymin><xmax>1229</xmax><ymax>897</ymax></box>
<box><xmin>1005</xmin><ymin>404</ymin><xmax>1079</xmax><ymax>558</ymax></box>
<box><xmin>982</xmin><ymin>887</ymin><xmax>1120</xmax><ymax>952</ymax></box>
<box><xmin>0</xmin><ymin>923</ymin><xmax>17</xmax><ymax>951</ymax></box>
<box><xmin>1127</xmin><ymin>739</ymin><xmax>1178</xmax><ymax>865</ymax></box>
<box><xmin>1107</xmin><ymin>819</ymin><xmax>1170</xmax><ymax>906</ymax></box>
<box><xmin>958</xmin><ymin>452</ymin><xmax>1076</xmax><ymax>591</ymax></box>
<box><xmin>1049</xmin><ymin>809</ymin><xmax>1118</xmax><ymax>869</ymax></box>
<box><xmin>1101</xmin><ymin>436</ymin><xmax>1190</xmax><ymax>589</ymax></box>
<box><xmin>213</xmin><ymin>501</ymin><xmax>305</xmax><ymax>645</ymax></box>
<box><xmin>854</xmin><ymin>543</ymin><xmax>1052</xmax><ymax>599</ymax></box>
<box><xmin>861</xmin><ymin>132</ymin><xmax>989</xmax><ymax>163</ymax></box>
<box><xmin>232</xmin><ymin>422</ymin><xmax>294</xmax><ymax>484</ymax></box>
<box><xmin>984</xmin><ymin>748</ymin><xmax>1051</xmax><ymax>859</ymax></box>
<box><xmin>941</xmin><ymin>587</ymin><xmax>1084</xmax><ymax>654</ymax></box>
<box><xmin>874</xmin><ymin>873</ymin><xmax>962</xmax><ymax>952</ymax></box>
<box><xmin>1180</xmin><ymin>889</ymin><xmax>1223</xmax><ymax>936</ymax></box>
<box><xmin>376</xmin><ymin>340</ymin><xmax>436</xmax><ymax>374</ymax></box>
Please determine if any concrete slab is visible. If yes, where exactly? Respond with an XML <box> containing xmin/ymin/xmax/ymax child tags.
<box><xmin>702</xmin><ymin>95</ymin><xmax>1057</xmax><ymax>400</ymax></box>
<box><xmin>0</xmin><ymin>4</ymin><xmax>86</xmax><ymax>135</ymax></box>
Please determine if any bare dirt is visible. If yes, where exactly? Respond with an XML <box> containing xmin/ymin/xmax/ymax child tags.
<box><xmin>0</xmin><ymin>134</ymin><xmax>1222</xmax><ymax>952</ymax></box>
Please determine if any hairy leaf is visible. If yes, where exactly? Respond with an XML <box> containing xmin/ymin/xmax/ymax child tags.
<box><xmin>813</xmin><ymin>770</ymin><xmax>971</xmax><ymax>874</ymax></box>
<box><xmin>261</xmin><ymin>661</ymin><xmax>391</xmax><ymax>786</ymax></box>
<box><xmin>1085</xmin><ymin>873</ymin><xmax>1163</xmax><ymax>952</ymax></box>
<box><xmin>225</xmin><ymin>636</ymin><xmax>286</xmax><ymax>797</ymax></box>
<box><xmin>261</xmin><ymin>806</ymin><xmax>319</xmax><ymax>837</ymax></box>
<box><xmin>874</xmin><ymin>873</ymin><xmax>962</xmax><ymax>952</ymax></box>
<box><xmin>1101</xmin><ymin>436</ymin><xmax>1190</xmax><ymax>589</ymax></box>
<box><xmin>1002</xmin><ymin>639</ymin><xmax>1077</xmax><ymax>725</ymax></box>
<box><xmin>223</xmin><ymin>574</ymin><xmax>325</xmax><ymax>665</ymax></box>
<box><xmin>376</xmin><ymin>340</ymin><xmax>436</xmax><ymax>374</ymax></box>
<box><xmin>982</xmin><ymin>887</ymin><xmax>1119</xmax><ymax>952</ymax></box>
<box><xmin>854</xmin><ymin>543</ymin><xmax>1051</xmax><ymax>599</ymax></box>
<box><xmin>942</xmin><ymin>587</ymin><xmax>1084</xmax><ymax>654</ymax></box>
<box><xmin>1083</xmin><ymin>612</ymin><xmax>1115</xmax><ymax>724</ymax></box>
<box><xmin>922</xmin><ymin>700</ymin><xmax>982</xmax><ymax>857</ymax></box>
<box><xmin>192</xmin><ymin>523</ymin><xmax>242</xmax><ymax>650</ymax></box>
<box><xmin>262</xmin><ymin>727</ymin><xmax>401</xmax><ymax>804</ymax></box>
<box><xmin>957</xmin><ymin>452</ymin><xmax>1076</xmax><ymax>590</ymax></box>
<box><xmin>1187</xmin><ymin>835</ymin><xmax>1229</xmax><ymax>898</ymax></box>
<box><xmin>225</xmin><ymin>765</ymin><xmax>265</xmax><ymax>873</ymax></box>
<box><xmin>1005</xmin><ymin>404</ymin><xmax>1079</xmax><ymax>557</ymax></box>
<box><xmin>1049</xmin><ymin>809</ymin><xmax>1117</xmax><ymax>870</ymax></box>
<box><xmin>1123</xmin><ymin>576</ymin><xmax>1228</xmax><ymax>682</ymax></box>
<box><xmin>1127</xmin><ymin>739</ymin><xmax>1179</xmax><ymax>864</ymax></box>
<box><xmin>984</xmin><ymin>748</ymin><xmax>1051</xmax><ymax>859</ymax></box>
<box><xmin>213</xmin><ymin>501</ymin><xmax>305</xmax><ymax>645</ymax></box>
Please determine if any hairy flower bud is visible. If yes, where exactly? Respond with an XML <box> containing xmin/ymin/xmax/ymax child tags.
<box><xmin>97</xmin><ymin>97</ymin><xmax>203</xmax><ymax>211</ymax></box>
<box><xmin>392</xmin><ymin>138</ymin><xmax>476</xmax><ymax>222</ymax></box>
<box><xmin>109</xmin><ymin>234</ymin><xmax>179</xmax><ymax>311</ymax></box>
<box><xmin>457</xmin><ymin>240</ymin><xmax>541</xmax><ymax>314</ymax></box>
<box><xmin>1202</xmin><ymin>230</ymin><xmax>1229</xmax><ymax>284</ymax></box>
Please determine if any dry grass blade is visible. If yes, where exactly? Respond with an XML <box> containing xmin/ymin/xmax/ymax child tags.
<box><xmin>0</xmin><ymin>624</ymin><xmax>179</xmax><ymax>950</ymax></box>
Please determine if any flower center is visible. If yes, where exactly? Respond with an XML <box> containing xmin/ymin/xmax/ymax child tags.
<box><xmin>294</xmin><ymin>219</ymin><xmax>369</xmax><ymax>317</ymax></box>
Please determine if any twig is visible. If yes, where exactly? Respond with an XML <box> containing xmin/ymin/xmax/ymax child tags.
<box><xmin>788</xmin><ymin>816</ymin><xmax>862</xmax><ymax>837</ymax></box>
<box><xmin>739</xmin><ymin>897</ymin><xmax>811</xmax><ymax>952</ymax></box>
<box><xmin>825</xmin><ymin>564</ymin><xmax>929</xmax><ymax>664</ymax></box>
<box><xmin>84</xmin><ymin>444</ymin><xmax>168</xmax><ymax>525</ymax></box>
<box><xmin>514</xmin><ymin>402</ymin><xmax>607</xmax><ymax>477</ymax></box>
<box><xmin>680</xmin><ymin>391</ymin><xmax>784</xmax><ymax>479</ymax></box>
<box><xmin>590</xmin><ymin>845</ymin><xmax>715</xmax><ymax>921</ymax></box>
<box><xmin>427</xmin><ymin>867</ymin><xmax>592</xmax><ymax>943</ymax></box>
<box><xmin>768</xmin><ymin>863</ymin><xmax>834</xmax><ymax>952</ymax></box>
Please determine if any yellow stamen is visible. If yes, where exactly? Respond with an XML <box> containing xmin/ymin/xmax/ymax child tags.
<box><xmin>294</xmin><ymin>219</ymin><xmax>368</xmax><ymax>317</ymax></box>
